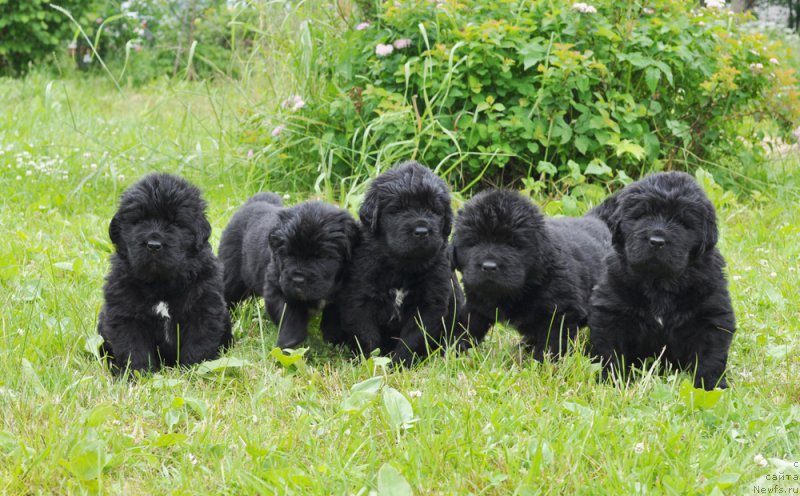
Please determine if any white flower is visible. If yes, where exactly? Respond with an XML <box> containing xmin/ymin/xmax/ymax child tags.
<box><xmin>642</xmin><ymin>7</ymin><xmax>655</xmax><ymax>14</ymax></box>
<box><xmin>408</xmin><ymin>390</ymin><xmax>422</xmax><ymax>397</ymax></box>
<box><xmin>572</xmin><ymin>2</ymin><xmax>597</xmax><ymax>14</ymax></box>
<box><xmin>750</xmin><ymin>63</ymin><xmax>764</xmax><ymax>73</ymax></box>
<box><xmin>754</xmin><ymin>453</ymin><xmax>768</xmax><ymax>467</ymax></box>
<box><xmin>634</xmin><ymin>442</ymin><xmax>645</xmax><ymax>454</ymax></box>
<box><xmin>705</xmin><ymin>0</ymin><xmax>725</xmax><ymax>9</ymax></box>
<box><xmin>770</xmin><ymin>58</ymin><xmax>779</xmax><ymax>65</ymax></box>
<box><xmin>375</xmin><ymin>44</ymin><xmax>394</xmax><ymax>57</ymax></box>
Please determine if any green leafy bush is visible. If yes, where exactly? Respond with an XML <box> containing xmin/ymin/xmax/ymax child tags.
<box><xmin>263</xmin><ymin>0</ymin><xmax>800</xmax><ymax>191</ymax></box>
<box><xmin>0</xmin><ymin>0</ymin><xmax>101</xmax><ymax>75</ymax></box>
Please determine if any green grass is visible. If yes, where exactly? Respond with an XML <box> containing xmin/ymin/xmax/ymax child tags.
<box><xmin>1</xmin><ymin>73</ymin><xmax>799</xmax><ymax>494</ymax></box>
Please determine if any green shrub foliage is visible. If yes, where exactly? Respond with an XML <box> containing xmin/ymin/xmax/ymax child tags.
<box><xmin>267</xmin><ymin>0</ymin><xmax>800</xmax><ymax>189</ymax></box>
<box><xmin>0</xmin><ymin>0</ymin><xmax>100</xmax><ymax>74</ymax></box>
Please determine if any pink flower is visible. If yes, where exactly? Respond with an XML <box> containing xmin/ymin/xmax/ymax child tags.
<box><xmin>281</xmin><ymin>95</ymin><xmax>306</xmax><ymax>112</ymax></box>
<box><xmin>271</xmin><ymin>126</ymin><xmax>285</xmax><ymax>137</ymax></box>
<box><xmin>247</xmin><ymin>149</ymin><xmax>254</xmax><ymax>159</ymax></box>
<box><xmin>770</xmin><ymin>58</ymin><xmax>780</xmax><ymax>65</ymax></box>
<box><xmin>749</xmin><ymin>62</ymin><xmax>764</xmax><ymax>73</ymax></box>
<box><xmin>375</xmin><ymin>44</ymin><xmax>394</xmax><ymax>57</ymax></box>
<box><xmin>355</xmin><ymin>22</ymin><xmax>370</xmax><ymax>30</ymax></box>
<box><xmin>705</xmin><ymin>0</ymin><xmax>725</xmax><ymax>9</ymax></box>
<box><xmin>393</xmin><ymin>38</ymin><xmax>412</xmax><ymax>49</ymax></box>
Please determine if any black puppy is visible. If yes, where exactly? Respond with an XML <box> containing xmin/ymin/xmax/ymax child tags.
<box><xmin>451</xmin><ymin>189</ymin><xmax>611</xmax><ymax>360</ymax></box>
<box><xmin>98</xmin><ymin>173</ymin><xmax>232</xmax><ymax>376</ymax></box>
<box><xmin>337</xmin><ymin>160</ymin><xmax>464</xmax><ymax>366</ymax></box>
<box><xmin>589</xmin><ymin>171</ymin><xmax>736</xmax><ymax>390</ymax></box>
<box><xmin>218</xmin><ymin>194</ymin><xmax>359</xmax><ymax>349</ymax></box>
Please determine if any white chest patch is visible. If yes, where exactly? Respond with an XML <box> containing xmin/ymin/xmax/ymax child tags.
<box><xmin>153</xmin><ymin>301</ymin><xmax>171</xmax><ymax>319</ymax></box>
<box><xmin>153</xmin><ymin>301</ymin><xmax>172</xmax><ymax>344</ymax></box>
<box><xmin>655</xmin><ymin>315</ymin><xmax>664</xmax><ymax>327</ymax></box>
<box><xmin>391</xmin><ymin>288</ymin><xmax>408</xmax><ymax>317</ymax></box>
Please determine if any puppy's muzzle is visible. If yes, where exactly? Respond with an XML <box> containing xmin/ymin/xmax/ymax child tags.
<box><xmin>146</xmin><ymin>239</ymin><xmax>163</xmax><ymax>252</ymax></box>
<box><xmin>414</xmin><ymin>226</ymin><xmax>430</xmax><ymax>238</ymax></box>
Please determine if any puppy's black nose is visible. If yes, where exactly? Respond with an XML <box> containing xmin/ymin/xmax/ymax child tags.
<box><xmin>481</xmin><ymin>261</ymin><xmax>498</xmax><ymax>272</ymax></box>
<box><xmin>146</xmin><ymin>240</ymin><xmax>162</xmax><ymax>251</ymax></box>
<box><xmin>414</xmin><ymin>226</ymin><xmax>430</xmax><ymax>238</ymax></box>
<box><xmin>291</xmin><ymin>275</ymin><xmax>306</xmax><ymax>284</ymax></box>
<box><xmin>649</xmin><ymin>235</ymin><xmax>666</xmax><ymax>248</ymax></box>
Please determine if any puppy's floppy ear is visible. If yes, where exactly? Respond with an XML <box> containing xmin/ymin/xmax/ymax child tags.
<box><xmin>268</xmin><ymin>223</ymin><xmax>284</xmax><ymax>251</ymax></box>
<box><xmin>194</xmin><ymin>217</ymin><xmax>212</xmax><ymax>251</ymax></box>
<box><xmin>341</xmin><ymin>216</ymin><xmax>360</xmax><ymax>260</ymax></box>
<box><xmin>109</xmin><ymin>213</ymin><xmax>123</xmax><ymax>248</ymax></box>
<box><xmin>441</xmin><ymin>199</ymin><xmax>454</xmax><ymax>240</ymax></box>
<box><xmin>449</xmin><ymin>243</ymin><xmax>461</xmax><ymax>270</ymax></box>
<box><xmin>358</xmin><ymin>187</ymin><xmax>381</xmax><ymax>234</ymax></box>
<box><xmin>692</xmin><ymin>199</ymin><xmax>719</xmax><ymax>259</ymax></box>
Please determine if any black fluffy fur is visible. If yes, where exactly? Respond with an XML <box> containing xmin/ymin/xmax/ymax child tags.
<box><xmin>97</xmin><ymin>173</ymin><xmax>232</xmax><ymax>376</ymax></box>
<box><xmin>218</xmin><ymin>194</ymin><xmax>359</xmax><ymax>349</ymax></box>
<box><xmin>337</xmin><ymin>161</ymin><xmax>465</xmax><ymax>366</ymax></box>
<box><xmin>589</xmin><ymin>171</ymin><xmax>736</xmax><ymax>390</ymax></box>
<box><xmin>451</xmin><ymin>189</ymin><xmax>611</xmax><ymax>359</ymax></box>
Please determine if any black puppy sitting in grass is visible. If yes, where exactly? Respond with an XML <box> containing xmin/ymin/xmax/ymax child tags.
<box><xmin>451</xmin><ymin>189</ymin><xmax>611</xmax><ymax>360</ymax></box>
<box><xmin>98</xmin><ymin>173</ymin><xmax>232</xmax><ymax>377</ymax></box>
<box><xmin>337</xmin><ymin>160</ymin><xmax>464</xmax><ymax>366</ymax></box>
<box><xmin>218</xmin><ymin>193</ymin><xmax>359</xmax><ymax>349</ymax></box>
<box><xmin>589</xmin><ymin>172</ymin><xmax>736</xmax><ymax>390</ymax></box>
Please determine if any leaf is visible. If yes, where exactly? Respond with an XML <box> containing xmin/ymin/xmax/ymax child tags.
<box><xmin>651</xmin><ymin>60</ymin><xmax>674</xmax><ymax>85</ymax></box>
<box><xmin>563</xmin><ymin>400</ymin><xmax>594</xmax><ymax>418</ymax></box>
<box><xmin>383</xmin><ymin>387</ymin><xmax>417</xmax><ymax>431</ymax></box>
<box><xmin>85</xmin><ymin>404</ymin><xmax>115</xmax><ymax>428</ymax></box>
<box><xmin>611</xmin><ymin>139</ymin><xmax>646</xmax><ymax>161</ymax></box>
<box><xmin>149</xmin><ymin>376</ymin><xmax>183</xmax><ymax>389</ymax></box>
<box><xmin>584</xmin><ymin>159</ymin><xmax>612</xmax><ymax>176</ymax></box>
<box><xmin>341</xmin><ymin>376</ymin><xmax>383</xmax><ymax>413</ymax></box>
<box><xmin>21</xmin><ymin>358</ymin><xmax>46</xmax><ymax>396</ymax></box>
<box><xmin>679</xmin><ymin>379</ymin><xmax>724</xmax><ymax>410</ymax></box>
<box><xmin>644</xmin><ymin>66</ymin><xmax>661</xmax><ymax>93</ymax></box>
<box><xmin>518</xmin><ymin>39</ymin><xmax>547</xmax><ymax>70</ymax></box>
<box><xmin>60</xmin><ymin>430</ymin><xmax>109</xmax><ymax>481</ymax></box>
<box><xmin>574</xmin><ymin>135</ymin><xmax>591</xmax><ymax>155</ymax></box>
<box><xmin>367</xmin><ymin>356</ymin><xmax>392</xmax><ymax>374</ymax></box>
<box><xmin>706</xmin><ymin>472</ymin><xmax>740</xmax><ymax>490</ymax></box>
<box><xmin>269</xmin><ymin>347</ymin><xmax>307</xmax><ymax>369</ymax></box>
<box><xmin>183</xmin><ymin>397</ymin><xmax>208</xmax><ymax>419</ymax></box>
<box><xmin>536</xmin><ymin>161</ymin><xmax>557</xmax><ymax>176</ymax></box>
<box><xmin>566</xmin><ymin>160</ymin><xmax>583</xmax><ymax>182</ymax></box>
<box><xmin>194</xmin><ymin>356</ymin><xmax>251</xmax><ymax>375</ymax></box>
<box><xmin>83</xmin><ymin>334</ymin><xmax>105</xmax><ymax>360</ymax></box>
<box><xmin>376</xmin><ymin>463</ymin><xmax>413</xmax><ymax>496</ymax></box>
<box><xmin>150</xmin><ymin>433</ymin><xmax>188</xmax><ymax>447</ymax></box>
<box><xmin>164</xmin><ymin>407</ymin><xmax>183</xmax><ymax>431</ymax></box>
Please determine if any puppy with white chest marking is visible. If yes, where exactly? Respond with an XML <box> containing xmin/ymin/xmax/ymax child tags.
<box><xmin>97</xmin><ymin>173</ymin><xmax>232</xmax><ymax>377</ymax></box>
<box><xmin>218</xmin><ymin>194</ymin><xmax>359</xmax><ymax>349</ymax></box>
<box><xmin>337</xmin><ymin>160</ymin><xmax>465</xmax><ymax>366</ymax></box>
<box><xmin>589</xmin><ymin>171</ymin><xmax>736</xmax><ymax>390</ymax></box>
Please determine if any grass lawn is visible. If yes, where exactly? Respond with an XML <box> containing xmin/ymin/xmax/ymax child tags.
<box><xmin>1</xmin><ymin>74</ymin><xmax>799</xmax><ymax>494</ymax></box>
